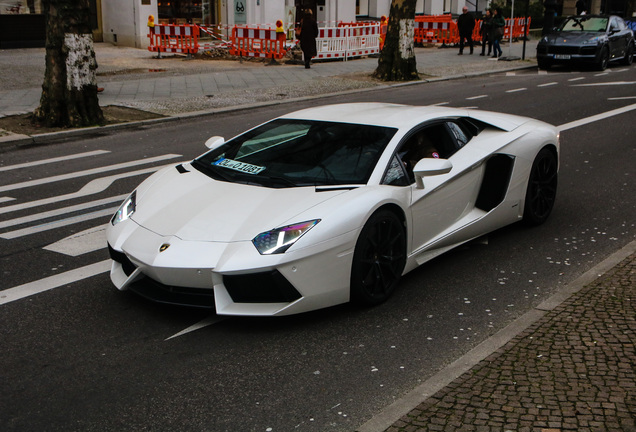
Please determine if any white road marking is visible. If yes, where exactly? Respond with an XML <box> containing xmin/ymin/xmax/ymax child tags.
<box><xmin>568</xmin><ymin>77</ymin><xmax>585</xmax><ymax>82</ymax></box>
<box><xmin>0</xmin><ymin>194</ymin><xmax>127</xmax><ymax>229</ymax></box>
<box><xmin>506</xmin><ymin>88</ymin><xmax>527</xmax><ymax>93</ymax></box>
<box><xmin>0</xmin><ymin>150</ymin><xmax>110</xmax><ymax>172</ymax></box>
<box><xmin>43</xmin><ymin>225</ymin><xmax>107</xmax><ymax>256</ymax></box>
<box><xmin>1</xmin><ymin>207</ymin><xmax>116</xmax><ymax>239</ymax></box>
<box><xmin>557</xmin><ymin>103</ymin><xmax>636</xmax><ymax>132</ymax></box>
<box><xmin>0</xmin><ymin>197</ymin><xmax>15</xmax><ymax>203</ymax></box>
<box><xmin>572</xmin><ymin>81</ymin><xmax>636</xmax><ymax>86</ymax></box>
<box><xmin>0</xmin><ymin>164</ymin><xmax>175</xmax><ymax>215</ymax></box>
<box><xmin>608</xmin><ymin>96</ymin><xmax>636</xmax><ymax>100</ymax></box>
<box><xmin>431</xmin><ymin>102</ymin><xmax>449</xmax><ymax>106</ymax></box>
<box><xmin>594</xmin><ymin>72</ymin><xmax>609</xmax><ymax>77</ymax></box>
<box><xmin>0</xmin><ymin>260</ymin><xmax>111</xmax><ymax>306</ymax></box>
<box><xmin>466</xmin><ymin>95</ymin><xmax>488</xmax><ymax>100</ymax></box>
<box><xmin>505</xmin><ymin>72</ymin><xmax>516</xmax><ymax>76</ymax></box>
<box><xmin>0</xmin><ymin>154</ymin><xmax>180</xmax><ymax>193</ymax></box>
<box><xmin>165</xmin><ymin>316</ymin><xmax>227</xmax><ymax>341</ymax></box>
<box><xmin>538</xmin><ymin>82</ymin><xmax>558</xmax><ymax>87</ymax></box>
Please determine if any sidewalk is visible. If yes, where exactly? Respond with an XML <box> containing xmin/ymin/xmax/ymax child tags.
<box><xmin>361</xmin><ymin>240</ymin><xmax>636</xmax><ymax>432</ymax></box>
<box><xmin>0</xmin><ymin>38</ymin><xmax>537</xmax><ymax>119</ymax></box>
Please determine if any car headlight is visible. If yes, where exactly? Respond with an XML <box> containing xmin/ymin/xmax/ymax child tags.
<box><xmin>252</xmin><ymin>219</ymin><xmax>320</xmax><ymax>255</ymax></box>
<box><xmin>583</xmin><ymin>36</ymin><xmax>604</xmax><ymax>44</ymax></box>
<box><xmin>111</xmin><ymin>191</ymin><xmax>136</xmax><ymax>226</ymax></box>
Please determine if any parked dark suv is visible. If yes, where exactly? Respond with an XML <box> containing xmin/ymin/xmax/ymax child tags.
<box><xmin>536</xmin><ymin>15</ymin><xmax>634</xmax><ymax>70</ymax></box>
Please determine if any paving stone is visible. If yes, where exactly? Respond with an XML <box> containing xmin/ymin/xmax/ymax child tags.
<box><xmin>388</xmin><ymin>252</ymin><xmax>636</xmax><ymax>431</ymax></box>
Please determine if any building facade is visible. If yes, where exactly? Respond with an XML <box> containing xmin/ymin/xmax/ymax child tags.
<box><xmin>0</xmin><ymin>0</ymin><xmax>623</xmax><ymax>50</ymax></box>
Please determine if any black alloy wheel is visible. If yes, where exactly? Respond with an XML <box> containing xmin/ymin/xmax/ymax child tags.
<box><xmin>596</xmin><ymin>46</ymin><xmax>610</xmax><ymax>71</ymax></box>
<box><xmin>523</xmin><ymin>148</ymin><xmax>558</xmax><ymax>226</ymax></box>
<box><xmin>350</xmin><ymin>210</ymin><xmax>406</xmax><ymax>306</ymax></box>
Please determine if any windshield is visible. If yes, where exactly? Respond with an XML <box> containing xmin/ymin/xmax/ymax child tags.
<box><xmin>559</xmin><ymin>16</ymin><xmax>608</xmax><ymax>32</ymax></box>
<box><xmin>193</xmin><ymin>119</ymin><xmax>397</xmax><ymax>188</ymax></box>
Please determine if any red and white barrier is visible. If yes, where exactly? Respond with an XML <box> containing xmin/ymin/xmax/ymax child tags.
<box><xmin>316</xmin><ymin>24</ymin><xmax>380</xmax><ymax>60</ymax></box>
<box><xmin>148</xmin><ymin>24</ymin><xmax>199</xmax><ymax>55</ymax></box>
<box><xmin>230</xmin><ymin>27</ymin><xmax>287</xmax><ymax>59</ymax></box>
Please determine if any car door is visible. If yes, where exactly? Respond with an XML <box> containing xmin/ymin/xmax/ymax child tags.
<box><xmin>383</xmin><ymin>121</ymin><xmax>484</xmax><ymax>255</ymax></box>
<box><xmin>608</xmin><ymin>17</ymin><xmax>626</xmax><ymax>59</ymax></box>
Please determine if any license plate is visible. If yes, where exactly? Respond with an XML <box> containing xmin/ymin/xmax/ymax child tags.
<box><xmin>214</xmin><ymin>158</ymin><xmax>265</xmax><ymax>175</ymax></box>
<box><xmin>554</xmin><ymin>54</ymin><xmax>571</xmax><ymax>60</ymax></box>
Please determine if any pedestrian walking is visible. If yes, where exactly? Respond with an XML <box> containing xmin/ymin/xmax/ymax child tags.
<box><xmin>491</xmin><ymin>8</ymin><xmax>505</xmax><ymax>58</ymax></box>
<box><xmin>576</xmin><ymin>0</ymin><xmax>587</xmax><ymax>14</ymax></box>
<box><xmin>299</xmin><ymin>9</ymin><xmax>318</xmax><ymax>69</ymax></box>
<box><xmin>457</xmin><ymin>6</ymin><xmax>475</xmax><ymax>55</ymax></box>
<box><xmin>480</xmin><ymin>10</ymin><xmax>493</xmax><ymax>56</ymax></box>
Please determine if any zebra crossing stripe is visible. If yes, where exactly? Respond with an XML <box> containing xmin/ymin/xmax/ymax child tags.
<box><xmin>0</xmin><ymin>154</ymin><xmax>181</xmax><ymax>193</ymax></box>
<box><xmin>1</xmin><ymin>208</ymin><xmax>117</xmax><ymax>239</ymax></box>
<box><xmin>0</xmin><ymin>150</ymin><xmax>110</xmax><ymax>172</ymax></box>
<box><xmin>0</xmin><ymin>164</ymin><xmax>176</xmax><ymax>215</ymax></box>
<box><xmin>0</xmin><ymin>260</ymin><xmax>111</xmax><ymax>306</ymax></box>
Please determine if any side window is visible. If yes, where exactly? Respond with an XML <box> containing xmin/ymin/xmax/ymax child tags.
<box><xmin>384</xmin><ymin>123</ymin><xmax>458</xmax><ymax>185</ymax></box>
<box><xmin>616</xmin><ymin>18</ymin><xmax>626</xmax><ymax>31</ymax></box>
<box><xmin>447</xmin><ymin>121</ymin><xmax>469</xmax><ymax>148</ymax></box>
<box><xmin>609</xmin><ymin>18</ymin><xmax>619</xmax><ymax>32</ymax></box>
<box><xmin>382</xmin><ymin>155</ymin><xmax>410</xmax><ymax>186</ymax></box>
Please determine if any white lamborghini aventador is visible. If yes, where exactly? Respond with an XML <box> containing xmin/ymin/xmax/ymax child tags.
<box><xmin>107</xmin><ymin>103</ymin><xmax>559</xmax><ymax>316</ymax></box>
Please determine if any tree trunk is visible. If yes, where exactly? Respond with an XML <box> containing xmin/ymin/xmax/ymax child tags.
<box><xmin>34</xmin><ymin>0</ymin><xmax>103</xmax><ymax>128</ymax></box>
<box><xmin>373</xmin><ymin>0</ymin><xmax>418</xmax><ymax>82</ymax></box>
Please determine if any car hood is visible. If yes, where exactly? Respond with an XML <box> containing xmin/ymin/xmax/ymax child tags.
<box><xmin>130</xmin><ymin>164</ymin><xmax>346</xmax><ymax>242</ymax></box>
<box><xmin>542</xmin><ymin>31</ymin><xmax>605</xmax><ymax>44</ymax></box>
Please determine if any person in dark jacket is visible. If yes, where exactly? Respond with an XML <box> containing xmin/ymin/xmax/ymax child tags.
<box><xmin>491</xmin><ymin>8</ymin><xmax>505</xmax><ymax>58</ymax></box>
<box><xmin>480</xmin><ymin>9</ymin><xmax>493</xmax><ymax>56</ymax></box>
<box><xmin>575</xmin><ymin>0</ymin><xmax>587</xmax><ymax>15</ymax></box>
<box><xmin>299</xmin><ymin>10</ymin><xmax>319</xmax><ymax>69</ymax></box>
<box><xmin>457</xmin><ymin>6</ymin><xmax>475</xmax><ymax>55</ymax></box>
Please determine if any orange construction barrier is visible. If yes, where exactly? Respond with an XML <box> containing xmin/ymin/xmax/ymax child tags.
<box><xmin>229</xmin><ymin>26</ymin><xmax>287</xmax><ymax>59</ymax></box>
<box><xmin>148</xmin><ymin>24</ymin><xmax>199</xmax><ymax>56</ymax></box>
<box><xmin>471</xmin><ymin>17</ymin><xmax>531</xmax><ymax>43</ymax></box>
<box><xmin>414</xmin><ymin>16</ymin><xmax>455</xmax><ymax>45</ymax></box>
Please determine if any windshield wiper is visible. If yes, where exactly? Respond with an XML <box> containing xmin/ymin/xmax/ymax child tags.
<box><xmin>258</xmin><ymin>175</ymin><xmax>299</xmax><ymax>188</ymax></box>
<box><xmin>192</xmin><ymin>159</ymin><xmax>235</xmax><ymax>182</ymax></box>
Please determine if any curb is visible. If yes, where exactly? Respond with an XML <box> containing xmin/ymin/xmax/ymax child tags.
<box><xmin>356</xmin><ymin>238</ymin><xmax>636</xmax><ymax>432</ymax></box>
<box><xmin>0</xmin><ymin>63</ymin><xmax>537</xmax><ymax>152</ymax></box>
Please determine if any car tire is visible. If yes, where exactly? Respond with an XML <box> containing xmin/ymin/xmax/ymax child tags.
<box><xmin>537</xmin><ymin>59</ymin><xmax>552</xmax><ymax>70</ymax></box>
<box><xmin>523</xmin><ymin>147</ymin><xmax>558</xmax><ymax>226</ymax></box>
<box><xmin>622</xmin><ymin>42</ymin><xmax>634</xmax><ymax>66</ymax></box>
<box><xmin>596</xmin><ymin>46</ymin><xmax>610</xmax><ymax>71</ymax></box>
<box><xmin>350</xmin><ymin>209</ymin><xmax>406</xmax><ymax>306</ymax></box>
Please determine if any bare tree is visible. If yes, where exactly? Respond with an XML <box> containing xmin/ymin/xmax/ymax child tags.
<box><xmin>373</xmin><ymin>0</ymin><xmax>418</xmax><ymax>81</ymax></box>
<box><xmin>34</xmin><ymin>0</ymin><xmax>103</xmax><ymax>127</ymax></box>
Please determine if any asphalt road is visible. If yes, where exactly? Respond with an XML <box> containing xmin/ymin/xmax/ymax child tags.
<box><xmin>1</xmin><ymin>64</ymin><xmax>635</xmax><ymax>432</ymax></box>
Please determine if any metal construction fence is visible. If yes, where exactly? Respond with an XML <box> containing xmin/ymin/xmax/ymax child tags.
<box><xmin>147</xmin><ymin>16</ymin><xmax>531</xmax><ymax>60</ymax></box>
<box><xmin>315</xmin><ymin>24</ymin><xmax>381</xmax><ymax>60</ymax></box>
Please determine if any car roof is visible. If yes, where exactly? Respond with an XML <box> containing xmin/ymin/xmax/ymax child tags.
<box><xmin>280</xmin><ymin>103</ymin><xmax>468</xmax><ymax>129</ymax></box>
<box><xmin>279</xmin><ymin>103</ymin><xmax>529</xmax><ymax>132</ymax></box>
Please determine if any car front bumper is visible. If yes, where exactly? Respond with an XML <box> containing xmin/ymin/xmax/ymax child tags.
<box><xmin>107</xmin><ymin>222</ymin><xmax>357</xmax><ymax>316</ymax></box>
<box><xmin>536</xmin><ymin>43</ymin><xmax>602</xmax><ymax>64</ymax></box>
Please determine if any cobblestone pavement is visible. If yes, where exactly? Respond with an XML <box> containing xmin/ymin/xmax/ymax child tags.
<box><xmin>386</xmin><ymin>251</ymin><xmax>636</xmax><ymax>432</ymax></box>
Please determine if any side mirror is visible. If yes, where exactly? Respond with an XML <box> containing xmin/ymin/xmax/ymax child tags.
<box><xmin>413</xmin><ymin>158</ymin><xmax>453</xmax><ymax>189</ymax></box>
<box><xmin>204</xmin><ymin>136</ymin><xmax>225</xmax><ymax>149</ymax></box>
